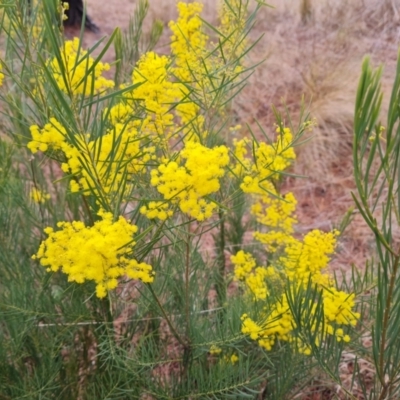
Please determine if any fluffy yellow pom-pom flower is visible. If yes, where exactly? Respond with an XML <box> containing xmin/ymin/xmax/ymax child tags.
<box><xmin>33</xmin><ymin>210</ymin><xmax>154</xmax><ymax>298</ymax></box>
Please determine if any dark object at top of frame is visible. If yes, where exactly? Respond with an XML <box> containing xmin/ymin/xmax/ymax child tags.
<box><xmin>64</xmin><ymin>0</ymin><xmax>99</xmax><ymax>33</ymax></box>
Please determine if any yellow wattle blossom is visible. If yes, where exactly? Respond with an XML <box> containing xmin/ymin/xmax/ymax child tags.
<box><xmin>27</xmin><ymin>117</ymin><xmax>148</xmax><ymax>199</ymax></box>
<box><xmin>27</xmin><ymin>118</ymin><xmax>67</xmax><ymax>153</ymax></box>
<box><xmin>242</xmin><ymin>295</ymin><xmax>296</xmax><ymax>351</ymax></box>
<box><xmin>231</xmin><ymin>250</ymin><xmax>256</xmax><ymax>280</ymax></box>
<box><xmin>234</xmin><ymin>124</ymin><xmax>359</xmax><ymax>353</ymax></box>
<box><xmin>230</xmin><ymin>354</ymin><xmax>239</xmax><ymax>364</ymax></box>
<box><xmin>220</xmin><ymin>353</ymin><xmax>239</xmax><ymax>364</ymax></box>
<box><xmin>241</xmin><ymin>286</ymin><xmax>358</xmax><ymax>353</ymax></box>
<box><xmin>252</xmin><ymin>191</ymin><xmax>298</xmax><ymax>252</ymax></box>
<box><xmin>231</xmin><ymin>250</ymin><xmax>276</xmax><ymax>300</ymax></box>
<box><xmin>251</xmin><ymin>127</ymin><xmax>296</xmax><ymax>183</ymax></box>
<box><xmin>130</xmin><ymin>51</ymin><xmax>180</xmax><ymax>143</ymax></box>
<box><xmin>280</xmin><ymin>229</ymin><xmax>339</xmax><ymax>286</ymax></box>
<box><xmin>149</xmin><ymin>142</ymin><xmax>229</xmax><ymax>221</ymax></box>
<box><xmin>169</xmin><ymin>2</ymin><xmax>208</xmax><ymax>139</ymax></box>
<box><xmin>231</xmin><ymin>138</ymin><xmax>251</xmax><ymax>176</ymax></box>
<box><xmin>169</xmin><ymin>2</ymin><xmax>208</xmax><ymax>84</ymax></box>
<box><xmin>140</xmin><ymin>201</ymin><xmax>174</xmax><ymax>221</ymax></box>
<box><xmin>62</xmin><ymin>124</ymin><xmax>145</xmax><ymax>196</ymax></box>
<box><xmin>236</xmin><ymin>131</ymin><xmax>298</xmax><ymax>251</ymax></box>
<box><xmin>0</xmin><ymin>65</ymin><xmax>4</xmax><ymax>87</ymax></box>
<box><xmin>168</xmin><ymin>1</ymin><xmax>249</xmax><ymax>142</ymax></box>
<box><xmin>32</xmin><ymin>210</ymin><xmax>154</xmax><ymax>298</ymax></box>
<box><xmin>323</xmin><ymin>288</ymin><xmax>360</xmax><ymax>327</ymax></box>
<box><xmin>47</xmin><ymin>38</ymin><xmax>114</xmax><ymax>96</ymax></box>
<box><xmin>30</xmin><ymin>188</ymin><xmax>51</xmax><ymax>204</ymax></box>
<box><xmin>239</xmin><ymin>128</ymin><xmax>295</xmax><ymax>197</ymax></box>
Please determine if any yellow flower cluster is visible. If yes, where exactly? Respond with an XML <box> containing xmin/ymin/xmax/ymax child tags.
<box><xmin>168</xmin><ymin>1</ymin><xmax>247</xmax><ymax>141</ymax></box>
<box><xmin>130</xmin><ymin>52</ymin><xmax>180</xmax><ymax>143</ymax></box>
<box><xmin>209</xmin><ymin>345</ymin><xmax>239</xmax><ymax>364</ymax></box>
<box><xmin>0</xmin><ymin>65</ymin><xmax>4</xmax><ymax>86</ymax></box>
<box><xmin>169</xmin><ymin>2</ymin><xmax>208</xmax><ymax>138</ymax></box>
<box><xmin>105</xmin><ymin>1</ymin><xmax>244</xmax><ymax>148</ymax></box>
<box><xmin>241</xmin><ymin>127</ymin><xmax>296</xmax><ymax>194</ymax></box>
<box><xmin>27</xmin><ymin>118</ymin><xmax>67</xmax><ymax>153</ymax></box>
<box><xmin>30</xmin><ymin>188</ymin><xmax>50</xmax><ymax>204</ymax></box>
<box><xmin>33</xmin><ymin>210</ymin><xmax>154</xmax><ymax>298</ymax></box>
<box><xmin>27</xmin><ymin>117</ymin><xmax>147</xmax><ymax>198</ymax></box>
<box><xmin>241</xmin><ymin>285</ymin><xmax>360</xmax><ymax>353</ymax></box>
<box><xmin>231</xmin><ymin>138</ymin><xmax>251</xmax><ymax>176</ymax></box>
<box><xmin>140</xmin><ymin>201</ymin><xmax>173</xmax><ymax>221</ymax></box>
<box><xmin>234</xmin><ymin>128</ymin><xmax>298</xmax><ymax>252</ymax></box>
<box><xmin>231</xmin><ymin>250</ymin><xmax>275</xmax><ymax>300</ymax></box>
<box><xmin>30</xmin><ymin>51</ymin><xmax>180</xmax><ymax>199</ymax></box>
<box><xmin>229</xmin><ymin>354</ymin><xmax>239</xmax><ymax>364</ymax></box>
<box><xmin>26</xmin><ymin>1</ymin><xmax>256</xmax><ymax>304</ymax></box>
<box><xmin>241</xmin><ymin>295</ymin><xmax>296</xmax><ymax>351</ymax></box>
<box><xmin>63</xmin><ymin>129</ymin><xmax>145</xmax><ymax>196</ymax></box>
<box><xmin>147</xmin><ymin>142</ymin><xmax>229</xmax><ymax>221</ymax></box>
<box><xmin>209</xmin><ymin>344</ymin><xmax>222</xmax><ymax>355</ymax></box>
<box><xmin>47</xmin><ymin>38</ymin><xmax>114</xmax><ymax>96</ymax></box>
<box><xmin>252</xmin><ymin>191</ymin><xmax>298</xmax><ymax>252</ymax></box>
<box><xmin>237</xmin><ymin>245</ymin><xmax>359</xmax><ymax>353</ymax></box>
<box><xmin>323</xmin><ymin>288</ymin><xmax>359</xmax><ymax>328</ymax></box>
<box><xmin>231</xmin><ymin>125</ymin><xmax>359</xmax><ymax>353</ymax></box>
<box><xmin>169</xmin><ymin>2</ymin><xmax>207</xmax><ymax>84</ymax></box>
<box><xmin>26</xmin><ymin>1</ymin><xmax>248</xmax><ymax>205</ymax></box>
<box><xmin>281</xmin><ymin>229</ymin><xmax>339</xmax><ymax>286</ymax></box>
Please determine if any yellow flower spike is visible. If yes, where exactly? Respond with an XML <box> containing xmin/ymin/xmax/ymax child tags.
<box><xmin>169</xmin><ymin>2</ymin><xmax>207</xmax><ymax>83</ymax></box>
<box><xmin>30</xmin><ymin>188</ymin><xmax>51</xmax><ymax>204</ymax></box>
<box><xmin>218</xmin><ymin>0</ymin><xmax>247</xmax><ymax>60</ymax></box>
<box><xmin>131</xmin><ymin>51</ymin><xmax>180</xmax><ymax>142</ymax></box>
<box><xmin>0</xmin><ymin>65</ymin><xmax>4</xmax><ymax>87</ymax></box>
<box><xmin>237</xmin><ymin>127</ymin><xmax>359</xmax><ymax>353</ymax></box>
<box><xmin>169</xmin><ymin>2</ymin><xmax>222</xmax><ymax>140</ymax></box>
<box><xmin>47</xmin><ymin>38</ymin><xmax>114</xmax><ymax>96</ymax></box>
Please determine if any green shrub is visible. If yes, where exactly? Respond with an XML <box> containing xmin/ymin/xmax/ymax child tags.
<box><xmin>0</xmin><ymin>0</ymin><xmax>364</xmax><ymax>398</ymax></box>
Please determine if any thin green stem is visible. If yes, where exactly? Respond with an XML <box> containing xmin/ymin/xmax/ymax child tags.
<box><xmin>146</xmin><ymin>283</ymin><xmax>186</xmax><ymax>347</ymax></box>
<box><xmin>185</xmin><ymin>225</ymin><xmax>190</xmax><ymax>338</ymax></box>
<box><xmin>78</xmin><ymin>190</ymin><xmax>94</xmax><ymax>225</ymax></box>
<box><xmin>178</xmin><ymin>218</ymin><xmax>193</xmax><ymax>382</ymax></box>
<box><xmin>378</xmin><ymin>252</ymin><xmax>400</xmax><ymax>400</ymax></box>
<box><xmin>216</xmin><ymin>210</ymin><xmax>226</xmax><ymax>308</ymax></box>
<box><xmin>30</xmin><ymin>160</ymin><xmax>45</xmax><ymax>225</ymax></box>
<box><xmin>95</xmin><ymin>295</ymin><xmax>115</xmax><ymax>378</ymax></box>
